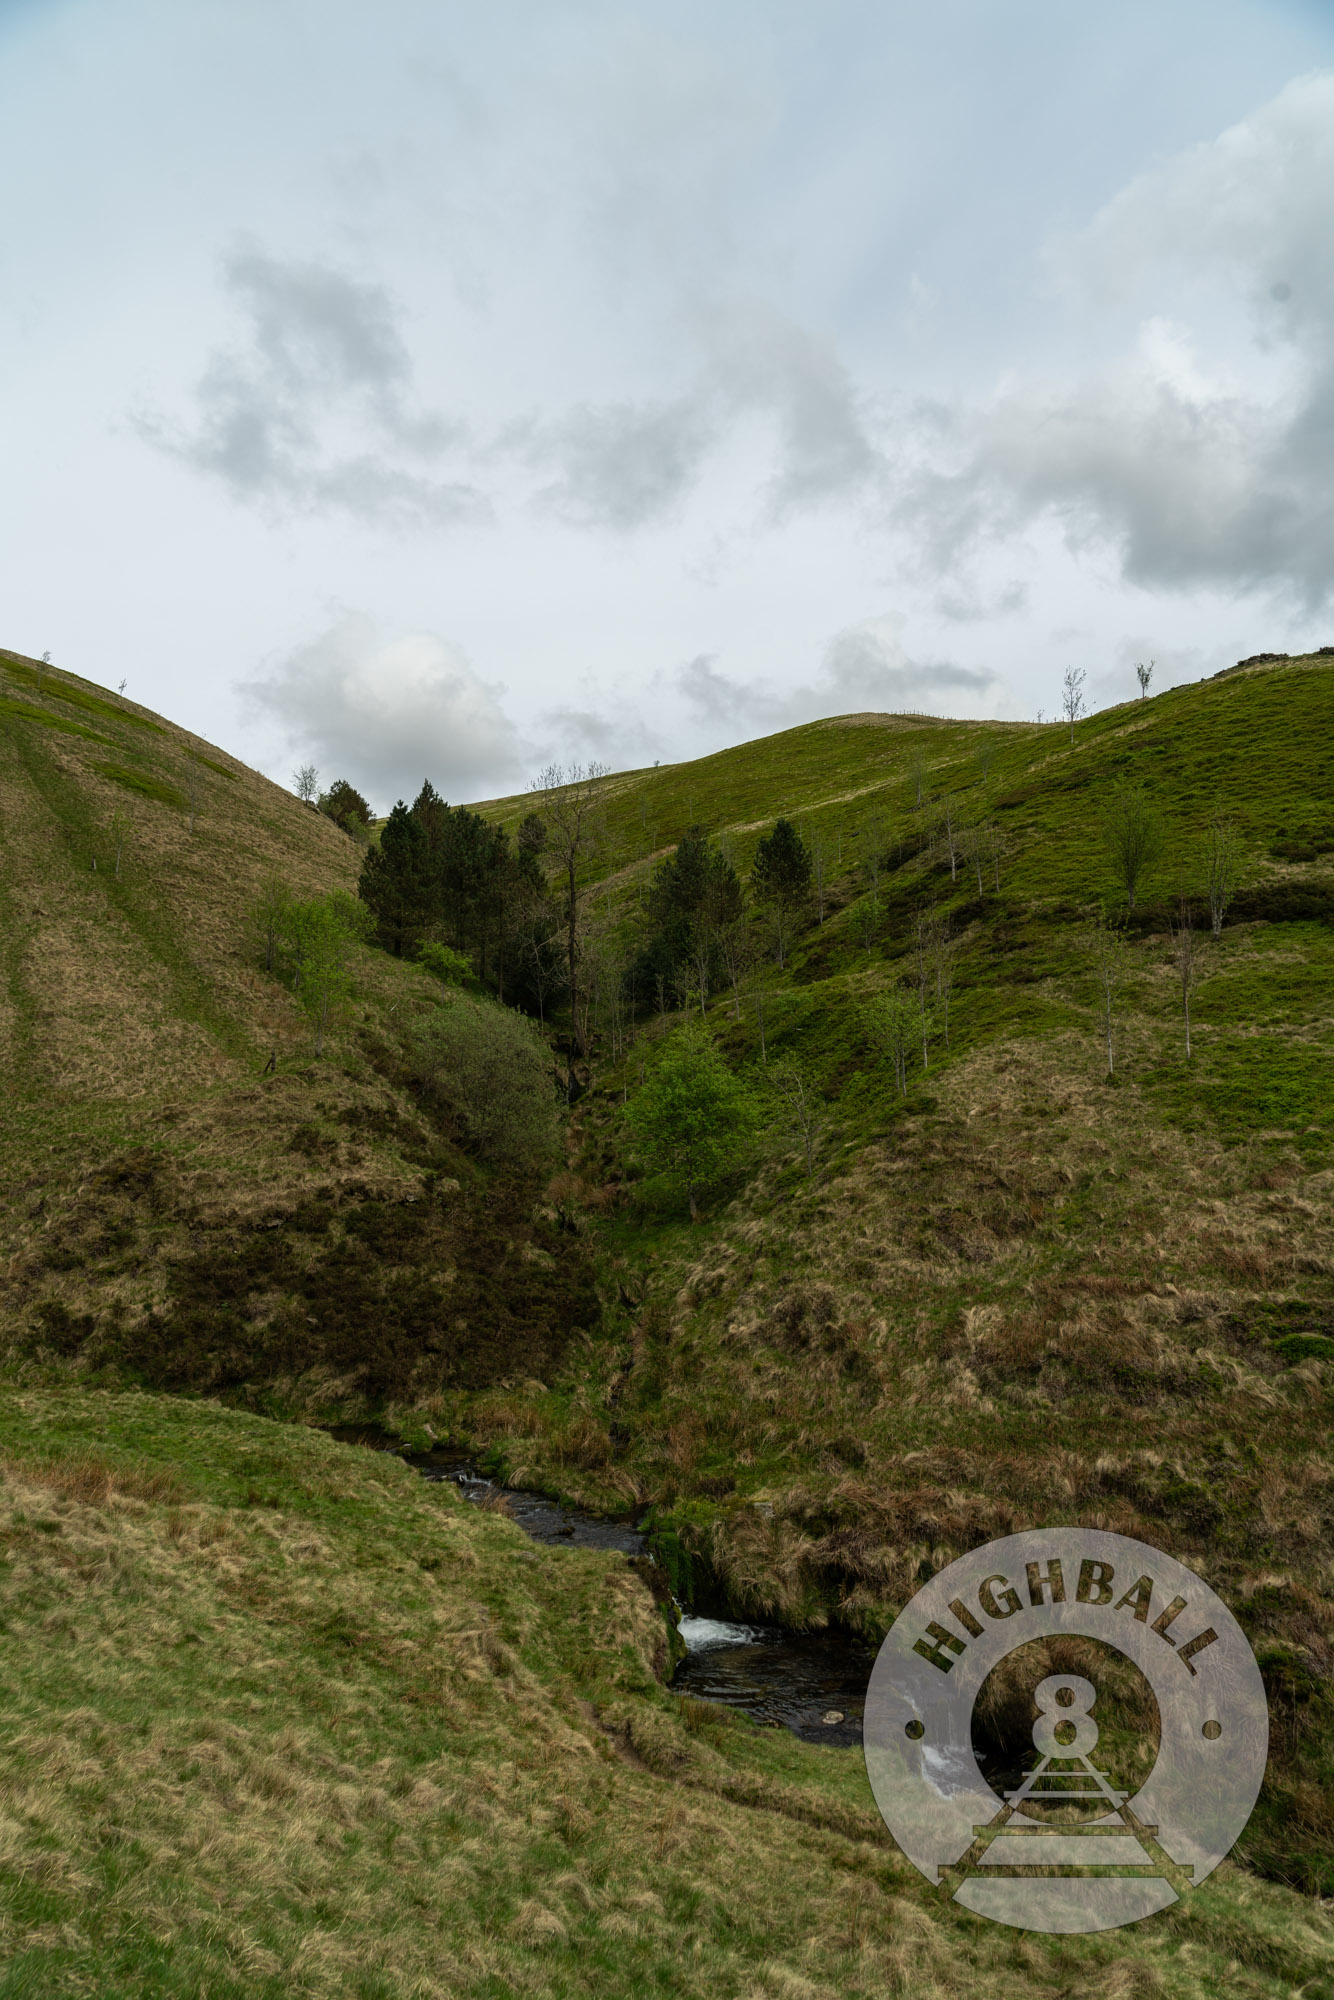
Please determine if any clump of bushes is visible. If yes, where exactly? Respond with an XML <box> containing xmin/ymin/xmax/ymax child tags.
<box><xmin>409</xmin><ymin>999</ymin><xmax>560</xmax><ymax>1168</ymax></box>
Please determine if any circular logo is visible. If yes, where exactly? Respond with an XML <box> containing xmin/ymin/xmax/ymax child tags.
<box><xmin>863</xmin><ymin>1529</ymin><xmax>1267</xmax><ymax>1934</ymax></box>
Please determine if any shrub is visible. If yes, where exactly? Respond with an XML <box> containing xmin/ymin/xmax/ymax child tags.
<box><xmin>409</xmin><ymin>1000</ymin><xmax>560</xmax><ymax>1167</ymax></box>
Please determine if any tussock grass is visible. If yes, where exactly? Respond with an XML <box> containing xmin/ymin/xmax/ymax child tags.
<box><xmin>0</xmin><ymin>1388</ymin><xmax>1326</xmax><ymax>1997</ymax></box>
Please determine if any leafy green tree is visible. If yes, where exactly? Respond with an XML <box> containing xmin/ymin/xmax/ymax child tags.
<box><xmin>867</xmin><ymin>985</ymin><xmax>917</xmax><ymax>1096</ymax></box>
<box><xmin>1102</xmin><ymin>783</ymin><xmax>1164</xmax><ymax>911</ymax></box>
<box><xmin>625</xmin><ymin>1025</ymin><xmax>758</xmax><ymax>1220</ymax></box>
<box><xmin>409</xmin><ymin>999</ymin><xmax>560</xmax><ymax>1167</ymax></box>
<box><xmin>417</xmin><ymin>941</ymin><xmax>473</xmax><ymax>993</ymax></box>
<box><xmin>359</xmin><ymin>802</ymin><xmax>432</xmax><ymax>955</ymax></box>
<box><xmin>751</xmin><ymin>818</ymin><xmax>812</xmax><ymax>968</ymax></box>
<box><xmin>1202</xmin><ymin>807</ymin><xmax>1243</xmax><ymax>937</ymax></box>
<box><xmin>255</xmin><ymin>875</ymin><xmax>290</xmax><ymax>975</ymax></box>
<box><xmin>768</xmin><ymin>1057</ymin><xmax>822</xmax><ymax>1177</ymax></box>
<box><xmin>282</xmin><ymin>891</ymin><xmax>370</xmax><ymax>1056</ymax></box>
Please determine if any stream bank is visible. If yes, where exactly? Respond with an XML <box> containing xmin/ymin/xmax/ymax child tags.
<box><xmin>329</xmin><ymin>1427</ymin><xmax>876</xmax><ymax>1745</ymax></box>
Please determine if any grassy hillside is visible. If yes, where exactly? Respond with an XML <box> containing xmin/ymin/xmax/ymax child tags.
<box><xmin>454</xmin><ymin>653</ymin><xmax>1334</xmax><ymax>1897</ymax></box>
<box><xmin>2</xmin><ymin>642</ymin><xmax>1332</xmax><ymax>1983</ymax></box>
<box><xmin>0</xmin><ymin>646</ymin><xmax>598</xmax><ymax>1414</ymax></box>
<box><xmin>0</xmin><ymin>1389</ymin><xmax>1328</xmax><ymax>1998</ymax></box>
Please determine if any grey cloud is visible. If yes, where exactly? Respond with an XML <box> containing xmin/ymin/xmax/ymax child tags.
<box><xmin>531</xmin><ymin>397</ymin><xmax>715</xmax><ymax>529</ymax></box>
<box><xmin>143</xmin><ymin>248</ymin><xmax>487</xmax><ymax>527</ymax></box>
<box><xmin>905</xmin><ymin>77</ymin><xmax>1334</xmax><ymax>605</ymax></box>
<box><xmin>523</xmin><ymin>301</ymin><xmax>883</xmax><ymax>531</ymax></box>
<box><xmin>534</xmin><ymin>702</ymin><xmax>664</xmax><ymax>768</ymax></box>
<box><xmin>672</xmin><ymin>620</ymin><xmax>1006</xmax><ymax>740</ymax></box>
<box><xmin>704</xmin><ymin>299</ymin><xmax>883</xmax><ymax>514</ymax></box>
<box><xmin>238</xmin><ymin>613</ymin><xmax>523</xmax><ymax>803</ymax></box>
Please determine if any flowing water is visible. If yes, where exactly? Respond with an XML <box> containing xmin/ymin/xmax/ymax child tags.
<box><xmin>331</xmin><ymin>1428</ymin><xmax>875</xmax><ymax>1746</ymax></box>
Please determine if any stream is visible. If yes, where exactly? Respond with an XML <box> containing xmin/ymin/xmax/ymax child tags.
<box><xmin>332</xmin><ymin>1430</ymin><xmax>876</xmax><ymax>1747</ymax></box>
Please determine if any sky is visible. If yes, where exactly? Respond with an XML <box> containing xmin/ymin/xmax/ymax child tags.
<box><xmin>4</xmin><ymin>0</ymin><xmax>1334</xmax><ymax>809</ymax></box>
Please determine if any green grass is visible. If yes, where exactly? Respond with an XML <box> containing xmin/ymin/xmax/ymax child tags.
<box><xmin>0</xmin><ymin>1385</ymin><xmax>1325</xmax><ymax>1999</ymax></box>
<box><xmin>0</xmin><ymin>694</ymin><xmax>113</xmax><ymax>744</ymax></box>
<box><xmin>1</xmin><ymin>651</ymin><xmax>163</xmax><ymax>731</ymax></box>
<box><xmin>95</xmin><ymin>761</ymin><xmax>189</xmax><ymax>809</ymax></box>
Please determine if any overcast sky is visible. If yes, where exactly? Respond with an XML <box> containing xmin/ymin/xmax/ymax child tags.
<box><xmin>4</xmin><ymin>0</ymin><xmax>1334</xmax><ymax>808</ymax></box>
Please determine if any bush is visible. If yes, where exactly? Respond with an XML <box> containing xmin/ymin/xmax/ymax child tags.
<box><xmin>409</xmin><ymin>1000</ymin><xmax>560</xmax><ymax>1167</ymax></box>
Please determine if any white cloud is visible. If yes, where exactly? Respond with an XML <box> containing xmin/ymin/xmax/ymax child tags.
<box><xmin>905</xmin><ymin>74</ymin><xmax>1334</xmax><ymax>606</ymax></box>
<box><xmin>238</xmin><ymin>613</ymin><xmax>523</xmax><ymax>806</ymax></box>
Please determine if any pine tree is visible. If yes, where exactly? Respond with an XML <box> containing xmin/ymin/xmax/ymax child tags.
<box><xmin>359</xmin><ymin>802</ymin><xmax>431</xmax><ymax>956</ymax></box>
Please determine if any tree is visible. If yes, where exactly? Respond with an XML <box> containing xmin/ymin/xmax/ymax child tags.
<box><xmin>1102</xmin><ymin>782</ymin><xmax>1164</xmax><ymax>911</ymax></box>
<box><xmin>320</xmin><ymin>778</ymin><xmax>372</xmax><ymax>838</ymax></box>
<box><xmin>1202</xmin><ymin>808</ymin><xmax>1243</xmax><ymax>938</ymax></box>
<box><xmin>1086</xmin><ymin>913</ymin><xmax>1129</xmax><ymax>1076</ymax></box>
<box><xmin>912</xmin><ymin>908</ymin><xmax>951</xmax><ymax>1065</ymax></box>
<box><xmin>530</xmin><ymin>762</ymin><xmax>608</xmax><ymax>1055</ymax></box>
<box><xmin>293</xmin><ymin>763</ymin><xmax>319</xmax><ymax>805</ymax></box>
<box><xmin>282</xmin><ymin>891</ymin><xmax>369</xmax><ymax>1056</ymax></box>
<box><xmin>937</xmin><ymin>794</ymin><xmax>961</xmax><ymax>883</ymax></box>
<box><xmin>255</xmin><ymin>875</ymin><xmax>290</xmax><ymax>975</ymax></box>
<box><xmin>359</xmin><ymin>801</ymin><xmax>432</xmax><ymax>955</ymax></box>
<box><xmin>1136</xmin><ymin>659</ymin><xmax>1154</xmax><ymax>701</ymax></box>
<box><xmin>409</xmin><ymin>999</ymin><xmax>561</xmax><ymax>1167</ymax></box>
<box><xmin>768</xmin><ymin>1058</ymin><xmax>822</xmax><ymax>1177</ymax></box>
<box><xmin>867</xmin><ymin>985</ymin><xmax>917</xmax><ymax>1097</ymax></box>
<box><xmin>1168</xmin><ymin>900</ymin><xmax>1203</xmax><ymax>1058</ymax></box>
<box><xmin>1062</xmin><ymin>665</ymin><xmax>1086</xmax><ymax>742</ymax></box>
<box><xmin>751</xmin><ymin>818</ymin><xmax>812</xmax><ymax>969</ymax></box>
<box><xmin>636</xmin><ymin>824</ymin><xmax>743</xmax><ymax>1011</ymax></box>
<box><xmin>418</xmin><ymin>941</ymin><xmax>473</xmax><ymax>993</ymax></box>
<box><xmin>624</xmin><ymin>1025</ymin><xmax>757</xmax><ymax>1220</ymax></box>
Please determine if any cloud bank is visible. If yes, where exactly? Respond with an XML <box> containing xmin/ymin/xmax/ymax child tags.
<box><xmin>239</xmin><ymin>614</ymin><xmax>523</xmax><ymax>805</ymax></box>
<box><xmin>908</xmin><ymin>75</ymin><xmax>1334</xmax><ymax>606</ymax></box>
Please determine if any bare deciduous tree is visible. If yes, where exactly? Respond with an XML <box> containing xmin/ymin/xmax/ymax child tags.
<box><xmin>1086</xmin><ymin>913</ymin><xmax>1129</xmax><ymax>1076</ymax></box>
<box><xmin>1168</xmin><ymin>899</ymin><xmax>1204</xmax><ymax>1057</ymax></box>
<box><xmin>1062</xmin><ymin>665</ymin><xmax>1086</xmax><ymax>742</ymax></box>
<box><xmin>1136</xmin><ymin>659</ymin><xmax>1154</xmax><ymax>700</ymax></box>
<box><xmin>938</xmin><ymin>794</ymin><xmax>961</xmax><ymax>883</ymax></box>
<box><xmin>293</xmin><ymin>763</ymin><xmax>320</xmax><ymax>805</ymax></box>
<box><xmin>810</xmin><ymin>832</ymin><xmax>830</xmax><ymax>922</ymax></box>
<box><xmin>530</xmin><ymin>760</ymin><xmax>609</xmax><ymax>1057</ymax></box>
<box><xmin>1102</xmin><ymin>782</ymin><xmax>1164</xmax><ymax>911</ymax></box>
<box><xmin>1202</xmin><ymin>807</ymin><xmax>1243</xmax><ymax>938</ymax></box>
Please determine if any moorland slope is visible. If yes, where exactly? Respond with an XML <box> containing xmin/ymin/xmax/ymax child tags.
<box><xmin>1</xmin><ymin>642</ymin><xmax>1332</xmax><ymax>1992</ymax></box>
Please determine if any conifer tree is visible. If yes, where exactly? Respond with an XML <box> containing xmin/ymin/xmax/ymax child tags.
<box><xmin>359</xmin><ymin>802</ymin><xmax>431</xmax><ymax>955</ymax></box>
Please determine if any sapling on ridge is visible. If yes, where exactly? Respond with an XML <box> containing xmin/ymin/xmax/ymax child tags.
<box><xmin>1136</xmin><ymin>659</ymin><xmax>1154</xmax><ymax>700</ymax></box>
<box><xmin>1062</xmin><ymin>665</ymin><xmax>1086</xmax><ymax>742</ymax></box>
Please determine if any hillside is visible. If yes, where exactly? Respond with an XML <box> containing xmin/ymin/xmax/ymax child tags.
<box><xmin>0</xmin><ymin>646</ymin><xmax>598</xmax><ymax>1411</ymax></box>
<box><xmin>1</xmin><ymin>642</ymin><xmax>1333</xmax><ymax>1987</ymax></box>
